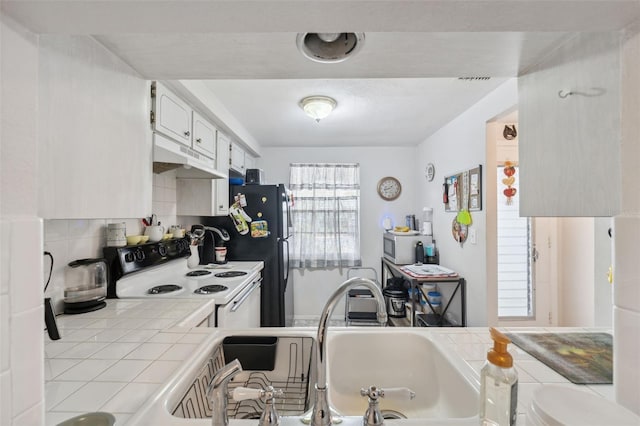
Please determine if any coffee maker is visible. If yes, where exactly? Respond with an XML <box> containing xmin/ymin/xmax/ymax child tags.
<box><xmin>64</xmin><ymin>258</ymin><xmax>108</xmax><ymax>314</ymax></box>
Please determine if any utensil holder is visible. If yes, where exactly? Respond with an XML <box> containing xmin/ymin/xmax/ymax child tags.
<box><xmin>187</xmin><ymin>245</ymin><xmax>200</xmax><ymax>268</ymax></box>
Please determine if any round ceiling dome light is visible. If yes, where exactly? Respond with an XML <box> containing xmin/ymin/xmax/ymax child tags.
<box><xmin>299</xmin><ymin>96</ymin><xmax>337</xmax><ymax>122</ymax></box>
<box><xmin>296</xmin><ymin>32</ymin><xmax>365</xmax><ymax>63</ymax></box>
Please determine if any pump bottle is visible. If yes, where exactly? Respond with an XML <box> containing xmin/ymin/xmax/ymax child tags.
<box><xmin>480</xmin><ymin>327</ymin><xmax>518</xmax><ymax>426</ymax></box>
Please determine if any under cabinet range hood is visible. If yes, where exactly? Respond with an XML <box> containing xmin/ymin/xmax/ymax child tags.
<box><xmin>153</xmin><ymin>134</ymin><xmax>226</xmax><ymax>179</ymax></box>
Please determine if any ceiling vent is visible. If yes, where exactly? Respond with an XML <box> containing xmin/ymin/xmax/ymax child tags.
<box><xmin>457</xmin><ymin>77</ymin><xmax>492</xmax><ymax>81</ymax></box>
<box><xmin>296</xmin><ymin>33</ymin><xmax>365</xmax><ymax>63</ymax></box>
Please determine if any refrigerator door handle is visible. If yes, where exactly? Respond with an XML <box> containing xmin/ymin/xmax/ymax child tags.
<box><xmin>282</xmin><ymin>238</ymin><xmax>290</xmax><ymax>286</ymax></box>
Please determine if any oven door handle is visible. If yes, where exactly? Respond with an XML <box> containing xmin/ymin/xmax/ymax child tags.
<box><xmin>230</xmin><ymin>279</ymin><xmax>261</xmax><ymax>313</ymax></box>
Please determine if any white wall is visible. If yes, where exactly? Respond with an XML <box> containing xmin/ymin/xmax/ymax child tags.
<box><xmin>417</xmin><ymin>79</ymin><xmax>518</xmax><ymax>326</ymax></box>
<box><xmin>259</xmin><ymin>146</ymin><xmax>419</xmax><ymax>320</ymax></box>
<box><xmin>0</xmin><ymin>14</ymin><xmax>45</xmax><ymax>426</ymax></box>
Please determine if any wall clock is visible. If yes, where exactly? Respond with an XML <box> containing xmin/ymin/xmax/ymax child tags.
<box><xmin>377</xmin><ymin>176</ymin><xmax>402</xmax><ymax>201</ymax></box>
<box><xmin>425</xmin><ymin>163</ymin><xmax>435</xmax><ymax>181</ymax></box>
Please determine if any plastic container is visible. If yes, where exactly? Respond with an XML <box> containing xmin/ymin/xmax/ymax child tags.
<box><xmin>480</xmin><ymin>328</ymin><xmax>518</xmax><ymax>426</ymax></box>
<box><xmin>222</xmin><ymin>336</ymin><xmax>278</xmax><ymax>371</ymax></box>
<box><xmin>426</xmin><ymin>291</ymin><xmax>441</xmax><ymax>305</ymax></box>
<box><xmin>422</xmin><ymin>207</ymin><xmax>433</xmax><ymax>235</ymax></box>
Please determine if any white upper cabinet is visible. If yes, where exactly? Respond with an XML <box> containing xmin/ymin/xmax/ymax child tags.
<box><xmin>38</xmin><ymin>35</ymin><xmax>152</xmax><ymax>219</ymax></box>
<box><xmin>230</xmin><ymin>141</ymin><xmax>246</xmax><ymax>173</ymax></box>
<box><xmin>519</xmin><ymin>32</ymin><xmax>621</xmax><ymax>217</ymax></box>
<box><xmin>244</xmin><ymin>153</ymin><xmax>256</xmax><ymax>171</ymax></box>
<box><xmin>152</xmin><ymin>82</ymin><xmax>192</xmax><ymax>147</ymax></box>
<box><xmin>151</xmin><ymin>82</ymin><xmax>217</xmax><ymax>161</ymax></box>
<box><xmin>192</xmin><ymin>111</ymin><xmax>217</xmax><ymax>159</ymax></box>
<box><xmin>215</xmin><ymin>132</ymin><xmax>231</xmax><ymax>215</ymax></box>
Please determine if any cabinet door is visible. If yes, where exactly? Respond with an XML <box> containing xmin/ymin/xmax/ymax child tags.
<box><xmin>230</xmin><ymin>141</ymin><xmax>246</xmax><ymax>173</ymax></box>
<box><xmin>519</xmin><ymin>32</ymin><xmax>620</xmax><ymax>217</ymax></box>
<box><xmin>153</xmin><ymin>82</ymin><xmax>192</xmax><ymax>147</ymax></box>
<box><xmin>192</xmin><ymin>111</ymin><xmax>216</xmax><ymax>159</ymax></box>
<box><xmin>245</xmin><ymin>154</ymin><xmax>256</xmax><ymax>170</ymax></box>
<box><xmin>38</xmin><ymin>36</ymin><xmax>151</xmax><ymax>218</ymax></box>
<box><xmin>215</xmin><ymin>132</ymin><xmax>231</xmax><ymax>215</ymax></box>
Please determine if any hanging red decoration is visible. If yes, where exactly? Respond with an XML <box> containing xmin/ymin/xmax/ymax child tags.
<box><xmin>502</xmin><ymin>161</ymin><xmax>517</xmax><ymax>205</ymax></box>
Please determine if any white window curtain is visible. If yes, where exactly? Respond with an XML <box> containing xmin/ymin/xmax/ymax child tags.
<box><xmin>289</xmin><ymin>163</ymin><xmax>361</xmax><ymax>268</ymax></box>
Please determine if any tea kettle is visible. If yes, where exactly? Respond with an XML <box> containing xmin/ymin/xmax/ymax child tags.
<box><xmin>64</xmin><ymin>258</ymin><xmax>108</xmax><ymax>314</ymax></box>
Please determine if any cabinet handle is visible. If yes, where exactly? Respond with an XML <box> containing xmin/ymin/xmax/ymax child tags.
<box><xmin>184</xmin><ymin>131</ymin><xmax>190</xmax><ymax>137</ymax></box>
<box><xmin>196</xmin><ymin>138</ymin><xmax>202</xmax><ymax>143</ymax></box>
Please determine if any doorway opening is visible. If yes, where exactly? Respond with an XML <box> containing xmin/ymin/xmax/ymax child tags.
<box><xmin>486</xmin><ymin>110</ymin><xmax>554</xmax><ymax>326</ymax></box>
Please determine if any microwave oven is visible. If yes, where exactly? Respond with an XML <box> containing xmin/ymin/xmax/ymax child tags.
<box><xmin>383</xmin><ymin>232</ymin><xmax>432</xmax><ymax>265</ymax></box>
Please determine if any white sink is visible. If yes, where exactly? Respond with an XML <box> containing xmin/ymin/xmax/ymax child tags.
<box><xmin>326</xmin><ymin>329</ymin><xmax>479</xmax><ymax>419</ymax></box>
<box><xmin>128</xmin><ymin>328</ymin><xmax>480</xmax><ymax>425</ymax></box>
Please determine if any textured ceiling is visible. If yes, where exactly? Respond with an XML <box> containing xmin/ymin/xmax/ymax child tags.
<box><xmin>4</xmin><ymin>0</ymin><xmax>638</xmax><ymax>148</ymax></box>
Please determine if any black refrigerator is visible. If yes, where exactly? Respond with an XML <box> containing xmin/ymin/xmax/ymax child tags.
<box><xmin>203</xmin><ymin>184</ymin><xmax>293</xmax><ymax>327</ymax></box>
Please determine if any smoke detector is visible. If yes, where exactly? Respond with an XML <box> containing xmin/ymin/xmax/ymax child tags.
<box><xmin>296</xmin><ymin>32</ymin><xmax>365</xmax><ymax>63</ymax></box>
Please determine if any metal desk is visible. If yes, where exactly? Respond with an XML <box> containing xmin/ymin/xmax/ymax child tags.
<box><xmin>381</xmin><ymin>257</ymin><xmax>466</xmax><ymax>327</ymax></box>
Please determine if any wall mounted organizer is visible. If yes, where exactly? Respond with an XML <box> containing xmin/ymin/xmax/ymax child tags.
<box><xmin>443</xmin><ymin>165</ymin><xmax>482</xmax><ymax>212</ymax></box>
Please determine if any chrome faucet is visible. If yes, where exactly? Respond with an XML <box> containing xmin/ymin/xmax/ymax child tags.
<box><xmin>207</xmin><ymin>359</ymin><xmax>242</xmax><ymax>426</ymax></box>
<box><xmin>309</xmin><ymin>277</ymin><xmax>387</xmax><ymax>426</ymax></box>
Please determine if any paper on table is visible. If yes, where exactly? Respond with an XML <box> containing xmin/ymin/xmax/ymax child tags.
<box><xmin>402</xmin><ymin>264</ymin><xmax>458</xmax><ymax>277</ymax></box>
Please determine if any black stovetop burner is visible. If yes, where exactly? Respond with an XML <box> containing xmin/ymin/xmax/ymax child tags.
<box><xmin>186</xmin><ymin>270</ymin><xmax>212</xmax><ymax>277</ymax></box>
<box><xmin>148</xmin><ymin>284</ymin><xmax>183</xmax><ymax>294</ymax></box>
<box><xmin>214</xmin><ymin>271</ymin><xmax>248</xmax><ymax>278</ymax></box>
<box><xmin>194</xmin><ymin>284</ymin><xmax>228</xmax><ymax>295</ymax></box>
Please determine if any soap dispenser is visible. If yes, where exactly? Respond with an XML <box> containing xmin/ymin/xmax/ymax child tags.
<box><xmin>480</xmin><ymin>327</ymin><xmax>518</xmax><ymax>426</ymax></box>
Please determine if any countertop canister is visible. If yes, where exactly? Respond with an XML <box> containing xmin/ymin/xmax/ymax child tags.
<box><xmin>106</xmin><ymin>222</ymin><xmax>126</xmax><ymax>247</ymax></box>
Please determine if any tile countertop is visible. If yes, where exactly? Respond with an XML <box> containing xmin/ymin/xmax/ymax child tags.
<box><xmin>46</xmin><ymin>304</ymin><xmax>615</xmax><ymax>426</ymax></box>
<box><xmin>45</xmin><ymin>298</ymin><xmax>217</xmax><ymax>426</ymax></box>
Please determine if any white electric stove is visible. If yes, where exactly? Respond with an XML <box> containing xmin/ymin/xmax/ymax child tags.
<box><xmin>103</xmin><ymin>240</ymin><xmax>263</xmax><ymax>328</ymax></box>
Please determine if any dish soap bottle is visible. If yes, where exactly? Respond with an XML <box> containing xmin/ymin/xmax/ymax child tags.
<box><xmin>480</xmin><ymin>327</ymin><xmax>518</xmax><ymax>425</ymax></box>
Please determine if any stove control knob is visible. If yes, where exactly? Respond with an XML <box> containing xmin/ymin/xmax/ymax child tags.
<box><xmin>158</xmin><ymin>244</ymin><xmax>167</xmax><ymax>257</ymax></box>
<box><xmin>134</xmin><ymin>248</ymin><xmax>145</xmax><ymax>262</ymax></box>
<box><xmin>124</xmin><ymin>252</ymin><xmax>135</xmax><ymax>263</ymax></box>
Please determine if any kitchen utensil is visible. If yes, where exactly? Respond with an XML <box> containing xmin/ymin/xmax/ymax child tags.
<box><xmin>106</xmin><ymin>222</ymin><xmax>126</xmax><ymax>247</ymax></box>
<box><xmin>215</xmin><ymin>247</ymin><xmax>227</xmax><ymax>263</ymax></box>
<box><xmin>383</xmin><ymin>286</ymin><xmax>407</xmax><ymax>318</ymax></box>
<box><xmin>64</xmin><ymin>258</ymin><xmax>108</xmax><ymax>314</ymax></box>
<box><xmin>188</xmin><ymin>226</ymin><xmax>206</xmax><ymax>245</ymax></box>
<box><xmin>126</xmin><ymin>235</ymin><xmax>142</xmax><ymax>245</ymax></box>
<box><xmin>144</xmin><ymin>225</ymin><xmax>165</xmax><ymax>242</ymax></box>
<box><xmin>187</xmin><ymin>245</ymin><xmax>200</xmax><ymax>268</ymax></box>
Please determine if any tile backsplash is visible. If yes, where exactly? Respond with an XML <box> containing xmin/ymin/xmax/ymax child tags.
<box><xmin>43</xmin><ymin>171</ymin><xmax>181</xmax><ymax>314</ymax></box>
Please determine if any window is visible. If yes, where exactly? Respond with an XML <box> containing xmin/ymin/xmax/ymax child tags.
<box><xmin>289</xmin><ymin>163</ymin><xmax>361</xmax><ymax>268</ymax></box>
<box><xmin>497</xmin><ymin>165</ymin><xmax>534</xmax><ymax>318</ymax></box>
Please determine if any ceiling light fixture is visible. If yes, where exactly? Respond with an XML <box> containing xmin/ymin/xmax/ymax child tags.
<box><xmin>296</xmin><ymin>32</ymin><xmax>365</xmax><ymax>63</ymax></box>
<box><xmin>299</xmin><ymin>96</ymin><xmax>337</xmax><ymax>122</ymax></box>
